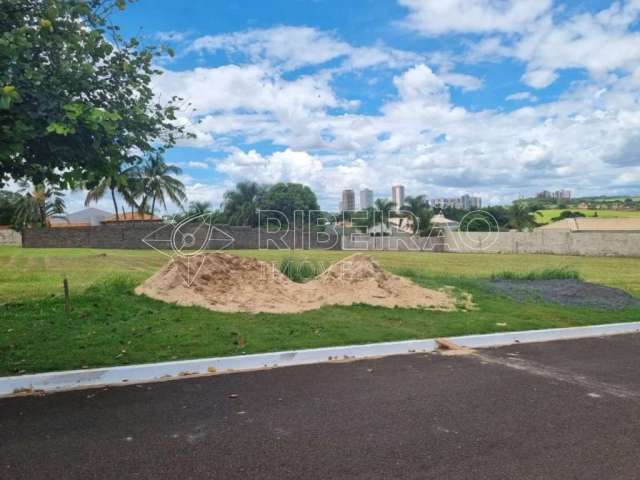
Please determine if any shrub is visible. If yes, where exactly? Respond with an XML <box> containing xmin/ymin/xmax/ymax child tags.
<box><xmin>279</xmin><ymin>256</ymin><xmax>325</xmax><ymax>283</ymax></box>
<box><xmin>491</xmin><ymin>267</ymin><xmax>581</xmax><ymax>281</ymax></box>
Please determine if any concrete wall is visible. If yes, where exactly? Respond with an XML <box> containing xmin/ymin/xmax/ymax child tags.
<box><xmin>445</xmin><ymin>231</ymin><xmax>640</xmax><ymax>257</ymax></box>
<box><xmin>341</xmin><ymin>234</ymin><xmax>445</xmax><ymax>252</ymax></box>
<box><xmin>0</xmin><ymin>229</ymin><xmax>21</xmax><ymax>245</ymax></box>
<box><xmin>20</xmin><ymin>223</ymin><xmax>640</xmax><ymax>257</ymax></box>
<box><xmin>22</xmin><ymin>222</ymin><xmax>340</xmax><ymax>250</ymax></box>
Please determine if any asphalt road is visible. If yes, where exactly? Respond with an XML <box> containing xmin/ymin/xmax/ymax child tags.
<box><xmin>3</xmin><ymin>333</ymin><xmax>640</xmax><ymax>479</ymax></box>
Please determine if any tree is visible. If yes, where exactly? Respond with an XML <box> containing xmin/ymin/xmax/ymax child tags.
<box><xmin>551</xmin><ymin>210</ymin><xmax>586</xmax><ymax>222</ymax></box>
<box><xmin>374</xmin><ymin>198</ymin><xmax>396</xmax><ymax>226</ymax></box>
<box><xmin>137</xmin><ymin>154</ymin><xmax>186</xmax><ymax>216</ymax></box>
<box><xmin>174</xmin><ymin>201</ymin><xmax>222</xmax><ymax>222</ymax></box>
<box><xmin>0</xmin><ymin>0</ymin><xmax>189</xmax><ymax>187</ymax></box>
<box><xmin>0</xmin><ymin>190</ymin><xmax>21</xmax><ymax>225</ymax></box>
<box><xmin>402</xmin><ymin>195</ymin><xmax>429</xmax><ymax>234</ymax></box>
<box><xmin>507</xmin><ymin>203</ymin><xmax>541</xmax><ymax>231</ymax></box>
<box><xmin>84</xmin><ymin>160</ymin><xmax>137</xmax><ymax>220</ymax></box>
<box><xmin>184</xmin><ymin>201</ymin><xmax>213</xmax><ymax>216</ymax></box>
<box><xmin>221</xmin><ymin>181</ymin><xmax>265</xmax><ymax>227</ymax></box>
<box><xmin>12</xmin><ymin>181</ymin><xmax>65</xmax><ymax>230</ymax></box>
<box><xmin>258</xmin><ymin>183</ymin><xmax>320</xmax><ymax>224</ymax></box>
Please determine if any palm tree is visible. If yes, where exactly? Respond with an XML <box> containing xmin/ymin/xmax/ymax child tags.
<box><xmin>374</xmin><ymin>198</ymin><xmax>396</xmax><ymax>226</ymax></box>
<box><xmin>84</xmin><ymin>160</ymin><xmax>137</xmax><ymax>221</ymax></box>
<box><xmin>175</xmin><ymin>201</ymin><xmax>215</xmax><ymax>222</ymax></box>
<box><xmin>185</xmin><ymin>201</ymin><xmax>213</xmax><ymax>216</ymax></box>
<box><xmin>402</xmin><ymin>195</ymin><xmax>430</xmax><ymax>233</ymax></box>
<box><xmin>507</xmin><ymin>202</ymin><xmax>541</xmax><ymax>231</ymax></box>
<box><xmin>13</xmin><ymin>181</ymin><xmax>65</xmax><ymax>229</ymax></box>
<box><xmin>221</xmin><ymin>181</ymin><xmax>264</xmax><ymax>227</ymax></box>
<box><xmin>139</xmin><ymin>154</ymin><xmax>186</xmax><ymax>217</ymax></box>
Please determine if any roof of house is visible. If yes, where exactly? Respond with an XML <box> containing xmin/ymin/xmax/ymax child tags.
<box><xmin>49</xmin><ymin>207</ymin><xmax>112</xmax><ymax>227</ymax></box>
<box><xmin>537</xmin><ymin>217</ymin><xmax>640</xmax><ymax>231</ymax></box>
<box><xmin>102</xmin><ymin>212</ymin><xmax>161</xmax><ymax>223</ymax></box>
<box><xmin>431</xmin><ymin>213</ymin><xmax>459</xmax><ymax>226</ymax></box>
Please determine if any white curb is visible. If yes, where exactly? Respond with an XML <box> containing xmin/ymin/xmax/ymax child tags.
<box><xmin>2</xmin><ymin>322</ymin><xmax>640</xmax><ymax>398</ymax></box>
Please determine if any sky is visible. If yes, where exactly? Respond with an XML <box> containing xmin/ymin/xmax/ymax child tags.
<box><xmin>68</xmin><ymin>0</ymin><xmax>640</xmax><ymax>212</ymax></box>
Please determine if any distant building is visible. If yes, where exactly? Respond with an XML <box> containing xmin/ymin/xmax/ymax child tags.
<box><xmin>536</xmin><ymin>190</ymin><xmax>552</xmax><ymax>200</ymax></box>
<box><xmin>432</xmin><ymin>195</ymin><xmax>481</xmax><ymax>210</ymax></box>
<box><xmin>460</xmin><ymin>194</ymin><xmax>482</xmax><ymax>210</ymax></box>
<box><xmin>430</xmin><ymin>213</ymin><xmax>460</xmax><ymax>231</ymax></box>
<box><xmin>432</xmin><ymin>198</ymin><xmax>460</xmax><ymax>209</ymax></box>
<box><xmin>102</xmin><ymin>212</ymin><xmax>161</xmax><ymax>223</ymax></box>
<box><xmin>49</xmin><ymin>207</ymin><xmax>111</xmax><ymax>228</ymax></box>
<box><xmin>554</xmin><ymin>189</ymin><xmax>571</xmax><ymax>201</ymax></box>
<box><xmin>359</xmin><ymin>188</ymin><xmax>373</xmax><ymax>210</ymax></box>
<box><xmin>391</xmin><ymin>185</ymin><xmax>405</xmax><ymax>211</ymax></box>
<box><xmin>536</xmin><ymin>189</ymin><xmax>571</xmax><ymax>201</ymax></box>
<box><xmin>341</xmin><ymin>189</ymin><xmax>356</xmax><ymax>211</ymax></box>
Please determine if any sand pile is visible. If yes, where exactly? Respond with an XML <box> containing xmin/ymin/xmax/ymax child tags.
<box><xmin>136</xmin><ymin>252</ymin><xmax>457</xmax><ymax>314</ymax></box>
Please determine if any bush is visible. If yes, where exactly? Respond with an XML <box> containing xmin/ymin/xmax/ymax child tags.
<box><xmin>279</xmin><ymin>256</ymin><xmax>325</xmax><ymax>283</ymax></box>
<box><xmin>491</xmin><ymin>267</ymin><xmax>581</xmax><ymax>281</ymax></box>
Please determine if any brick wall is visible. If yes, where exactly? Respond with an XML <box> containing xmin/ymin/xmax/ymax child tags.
<box><xmin>21</xmin><ymin>222</ymin><xmax>340</xmax><ymax>250</ymax></box>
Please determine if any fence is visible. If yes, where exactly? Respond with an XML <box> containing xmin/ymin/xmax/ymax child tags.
<box><xmin>20</xmin><ymin>223</ymin><xmax>640</xmax><ymax>257</ymax></box>
<box><xmin>22</xmin><ymin>222</ymin><xmax>340</xmax><ymax>250</ymax></box>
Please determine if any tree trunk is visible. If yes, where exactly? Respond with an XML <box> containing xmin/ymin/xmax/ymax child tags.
<box><xmin>111</xmin><ymin>188</ymin><xmax>119</xmax><ymax>221</ymax></box>
<box><xmin>39</xmin><ymin>203</ymin><xmax>47</xmax><ymax>227</ymax></box>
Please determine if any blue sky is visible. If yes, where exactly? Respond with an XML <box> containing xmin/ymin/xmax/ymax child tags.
<box><xmin>67</xmin><ymin>0</ymin><xmax>640</xmax><ymax>213</ymax></box>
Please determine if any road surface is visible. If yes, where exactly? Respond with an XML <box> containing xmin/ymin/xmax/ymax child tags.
<box><xmin>3</xmin><ymin>333</ymin><xmax>640</xmax><ymax>479</ymax></box>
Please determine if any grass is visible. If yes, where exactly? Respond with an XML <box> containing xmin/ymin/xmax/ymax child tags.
<box><xmin>536</xmin><ymin>209</ymin><xmax>640</xmax><ymax>224</ymax></box>
<box><xmin>1</xmin><ymin>246</ymin><xmax>640</xmax><ymax>376</ymax></box>
<box><xmin>279</xmin><ymin>256</ymin><xmax>326</xmax><ymax>282</ymax></box>
<box><xmin>491</xmin><ymin>267</ymin><xmax>582</xmax><ymax>281</ymax></box>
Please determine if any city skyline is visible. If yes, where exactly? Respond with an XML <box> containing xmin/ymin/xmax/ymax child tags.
<box><xmin>340</xmin><ymin>185</ymin><xmax>486</xmax><ymax>212</ymax></box>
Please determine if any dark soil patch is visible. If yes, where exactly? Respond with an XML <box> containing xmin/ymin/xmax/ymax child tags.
<box><xmin>488</xmin><ymin>279</ymin><xmax>640</xmax><ymax>310</ymax></box>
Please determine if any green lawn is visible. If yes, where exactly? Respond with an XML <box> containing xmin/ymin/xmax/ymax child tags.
<box><xmin>536</xmin><ymin>208</ymin><xmax>640</xmax><ymax>224</ymax></box>
<box><xmin>1</xmin><ymin>246</ymin><xmax>640</xmax><ymax>376</ymax></box>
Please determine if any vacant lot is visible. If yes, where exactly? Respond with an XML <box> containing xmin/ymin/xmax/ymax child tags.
<box><xmin>1</xmin><ymin>246</ymin><xmax>639</xmax><ymax>376</ymax></box>
<box><xmin>536</xmin><ymin>208</ymin><xmax>640</xmax><ymax>224</ymax></box>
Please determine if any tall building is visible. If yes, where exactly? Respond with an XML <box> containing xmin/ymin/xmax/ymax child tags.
<box><xmin>554</xmin><ymin>189</ymin><xmax>571</xmax><ymax>201</ymax></box>
<box><xmin>341</xmin><ymin>189</ymin><xmax>355</xmax><ymax>211</ymax></box>
<box><xmin>391</xmin><ymin>185</ymin><xmax>405</xmax><ymax>211</ymax></box>
<box><xmin>360</xmin><ymin>188</ymin><xmax>373</xmax><ymax>210</ymax></box>
<box><xmin>461</xmin><ymin>194</ymin><xmax>482</xmax><ymax>210</ymax></box>
<box><xmin>432</xmin><ymin>195</ymin><xmax>481</xmax><ymax>210</ymax></box>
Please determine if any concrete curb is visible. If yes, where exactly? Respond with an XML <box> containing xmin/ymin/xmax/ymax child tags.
<box><xmin>2</xmin><ymin>322</ymin><xmax>640</xmax><ymax>398</ymax></box>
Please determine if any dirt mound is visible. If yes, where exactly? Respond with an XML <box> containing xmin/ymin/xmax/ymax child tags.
<box><xmin>314</xmin><ymin>253</ymin><xmax>455</xmax><ymax>310</ymax></box>
<box><xmin>136</xmin><ymin>252</ymin><xmax>457</xmax><ymax>314</ymax></box>
<box><xmin>489</xmin><ymin>279</ymin><xmax>640</xmax><ymax>310</ymax></box>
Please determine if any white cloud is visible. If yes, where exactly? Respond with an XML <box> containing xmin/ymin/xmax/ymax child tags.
<box><xmin>466</xmin><ymin>1</ymin><xmax>640</xmax><ymax>88</ymax></box>
<box><xmin>398</xmin><ymin>0</ymin><xmax>552</xmax><ymax>35</ymax></box>
<box><xmin>187</xmin><ymin>161</ymin><xmax>209</xmax><ymax>169</ymax></box>
<box><xmin>438</xmin><ymin>72</ymin><xmax>483</xmax><ymax>91</ymax></box>
<box><xmin>521</xmin><ymin>69</ymin><xmax>558</xmax><ymax>89</ymax></box>
<box><xmin>217</xmin><ymin>149</ymin><xmax>323</xmax><ymax>185</ymax></box>
<box><xmin>153</xmin><ymin>65</ymin><xmax>340</xmax><ymax>115</ymax></box>
<box><xmin>188</xmin><ymin>26</ymin><xmax>420</xmax><ymax>72</ymax></box>
<box><xmin>506</xmin><ymin>91</ymin><xmax>538</xmax><ymax>102</ymax></box>
<box><xmin>149</xmin><ymin>14</ymin><xmax>640</xmax><ymax>208</ymax></box>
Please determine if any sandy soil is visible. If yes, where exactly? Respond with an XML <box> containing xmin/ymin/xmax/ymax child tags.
<box><xmin>135</xmin><ymin>252</ymin><xmax>457</xmax><ymax>314</ymax></box>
